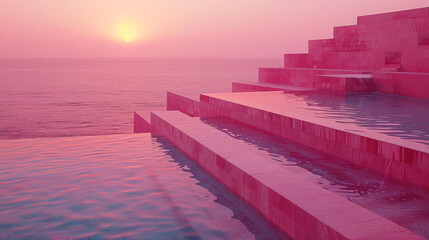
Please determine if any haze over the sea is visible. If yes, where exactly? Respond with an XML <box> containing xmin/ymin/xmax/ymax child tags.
<box><xmin>1</xmin><ymin>0</ymin><xmax>428</xmax><ymax>59</ymax></box>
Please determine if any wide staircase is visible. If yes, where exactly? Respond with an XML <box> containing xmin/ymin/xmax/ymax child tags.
<box><xmin>134</xmin><ymin>7</ymin><xmax>429</xmax><ymax>240</ymax></box>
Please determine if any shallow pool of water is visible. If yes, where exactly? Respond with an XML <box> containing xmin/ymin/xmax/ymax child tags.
<box><xmin>283</xmin><ymin>92</ymin><xmax>429</xmax><ymax>145</ymax></box>
<box><xmin>0</xmin><ymin>133</ymin><xmax>287</xmax><ymax>239</ymax></box>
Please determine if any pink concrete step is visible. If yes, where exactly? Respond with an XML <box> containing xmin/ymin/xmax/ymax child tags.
<box><xmin>333</xmin><ymin>25</ymin><xmax>358</xmax><ymax>40</ymax></box>
<box><xmin>150</xmin><ymin>110</ymin><xmax>423</xmax><ymax>240</ymax></box>
<box><xmin>134</xmin><ymin>110</ymin><xmax>152</xmax><ymax>133</ymax></box>
<box><xmin>302</xmin><ymin>7</ymin><xmax>429</xmax><ymax>72</ymax></box>
<box><xmin>232</xmin><ymin>81</ymin><xmax>314</xmax><ymax>93</ymax></box>
<box><xmin>166</xmin><ymin>91</ymin><xmax>200</xmax><ymax>117</ymax></box>
<box><xmin>166</xmin><ymin>90</ymin><xmax>226</xmax><ymax>117</ymax></box>
<box><xmin>284</xmin><ymin>53</ymin><xmax>309</xmax><ymax>68</ymax></box>
<box><xmin>199</xmin><ymin>91</ymin><xmax>429</xmax><ymax>190</ymax></box>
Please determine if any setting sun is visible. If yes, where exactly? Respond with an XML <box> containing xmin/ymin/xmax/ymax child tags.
<box><xmin>116</xmin><ymin>22</ymin><xmax>138</xmax><ymax>43</ymax></box>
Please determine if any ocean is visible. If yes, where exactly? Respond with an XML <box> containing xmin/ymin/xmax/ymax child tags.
<box><xmin>0</xmin><ymin>58</ymin><xmax>281</xmax><ymax>139</ymax></box>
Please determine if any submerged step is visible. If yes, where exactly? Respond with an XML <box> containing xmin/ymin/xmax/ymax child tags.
<box><xmin>150</xmin><ymin>110</ymin><xmax>423</xmax><ymax>239</ymax></box>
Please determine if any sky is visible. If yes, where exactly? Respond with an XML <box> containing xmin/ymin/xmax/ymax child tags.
<box><xmin>0</xmin><ymin>0</ymin><xmax>428</xmax><ymax>58</ymax></box>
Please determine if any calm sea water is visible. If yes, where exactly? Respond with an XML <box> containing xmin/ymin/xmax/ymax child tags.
<box><xmin>0</xmin><ymin>58</ymin><xmax>281</xmax><ymax>139</ymax></box>
<box><xmin>0</xmin><ymin>133</ymin><xmax>287</xmax><ymax>239</ymax></box>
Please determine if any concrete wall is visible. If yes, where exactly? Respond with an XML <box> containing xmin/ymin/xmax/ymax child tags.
<box><xmin>284</xmin><ymin>53</ymin><xmax>309</xmax><ymax>68</ymax></box>
<box><xmin>259</xmin><ymin>68</ymin><xmax>367</xmax><ymax>88</ymax></box>
<box><xmin>372</xmin><ymin>71</ymin><xmax>429</xmax><ymax>99</ymax></box>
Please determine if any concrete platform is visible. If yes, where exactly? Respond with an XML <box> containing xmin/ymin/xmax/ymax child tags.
<box><xmin>199</xmin><ymin>91</ymin><xmax>429</xmax><ymax>190</ymax></box>
<box><xmin>150</xmin><ymin>110</ymin><xmax>423</xmax><ymax>240</ymax></box>
<box><xmin>166</xmin><ymin>91</ymin><xmax>200</xmax><ymax>117</ymax></box>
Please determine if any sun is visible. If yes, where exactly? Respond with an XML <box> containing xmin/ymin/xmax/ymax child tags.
<box><xmin>116</xmin><ymin>22</ymin><xmax>137</xmax><ymax>43</ymax></box>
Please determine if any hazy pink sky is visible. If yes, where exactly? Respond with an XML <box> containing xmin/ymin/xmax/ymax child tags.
<box><xmin>0</xmin><ymin>0</ymin><xmax>428</xmax><ymax>58</ymax></box>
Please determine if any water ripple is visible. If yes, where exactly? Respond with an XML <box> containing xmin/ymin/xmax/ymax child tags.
<box><xmin>0</xmin><ymin>134</ymin><xmax>287</xmax><ymax>240</ymax></box>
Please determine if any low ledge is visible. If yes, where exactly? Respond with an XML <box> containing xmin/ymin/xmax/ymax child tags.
<box><xmin>319</xmin><ymin>74</ymin><xmax>372</xmax><ymax>79</ymax></box>
<box><xmin>166</xmin><ymin>91</ymin><xmax>200</xmax><ymax>117</ymax></box>
<box><xmin>133</xmin><ymin>111</ymin><xmax>152</xmax><ymax>133</ymax></box>
<box><xmin>275</xmin><ymin>67</ymin><xmax>371</xmax><ymax>73</ymax></box>
<box><xmin>372</xmin><ymin>71</ymin><xmax>429</xmax><ymax>99</ymax></box>
<box><xmin>150</xmin><ymin>110</ymin><xmax>423</xmax><ymax>240</ymax></box>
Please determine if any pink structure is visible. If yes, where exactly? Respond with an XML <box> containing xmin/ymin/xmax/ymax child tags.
<box><xmin>135</xmin><ymin>7</ymin><xmax>429</xmax><ymax>239</ymax></box>
<box><xmin>253</xmin><ymin>7</ymin><xmax>429</xmax><ymax>98</ymax></box>
<box><xmin>133</xmin><ymin>111</ymin><xmax>152</xmax><ymax>133</ymax></box>
<box><xmin>303</xmin><ymin>9</ymin><xmax>429</xmax><ymax>72</ymax></box>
